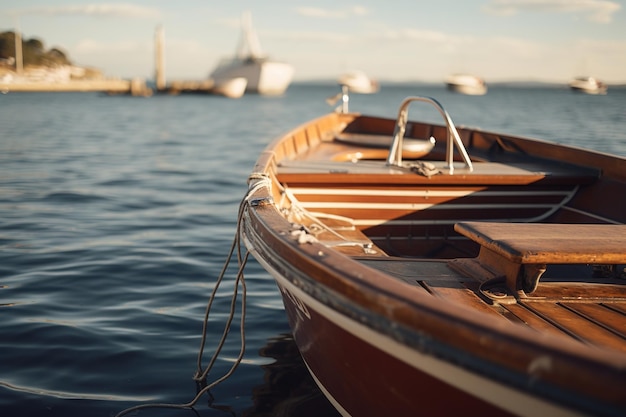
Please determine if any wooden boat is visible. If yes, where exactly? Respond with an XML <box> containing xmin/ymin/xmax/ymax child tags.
<box><xmin>241</xmin><ymin>94</ymin><xmax>626</xmax><ymax>416</ymax></box>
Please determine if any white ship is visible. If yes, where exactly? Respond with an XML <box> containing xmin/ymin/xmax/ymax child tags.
<box><xmin>210</xmin><ymin>12</ymin><xmax>293</xmax><ymax>96</ymax></box>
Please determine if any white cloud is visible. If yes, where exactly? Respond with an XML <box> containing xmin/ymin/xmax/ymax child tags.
<box><xmin>296</xmin><ymin>6</ymin><xmax>370</xmax><ymax>19</ymax></box>
<box><xmin>279</xmin><ymin>26</ymin><xmax>450</xmax><ymax>44</ymax></box>
<box><xmin>75</xmin><ymin>38</ymin><xmax>145</xmax><ymax>53</ymax></box>
<box><xmin>70</xmin><ymin>38</ymin><xmax>151</xmax><ymax>77</ymax></box>
<box><xmin>351</xmin><ymin>6</ymin><xmax>369</xmax><ymax>16</ymax></box>
<box><xmin>275</xmin><ymin>30</ymin><xmax>354</xmax><ymax>43</ymax></box>
<box><xmin>214</xmin><ymin>17</ymin><xmax>242</xmax><ymax>30</ymax></box>
<box><xmin>14</xmin><ymin>3</ymin><xmax>162</xmax><ymax>19</ymax></box>
<box><xmin>575</xmin><ymin>38</ymin><xmax>626</xmax><ymax>52</ymax></box>
<box><xmin>382</xmin><ymin>28</ymin><xmax>449</xmax><ymax>43</ymax></box>
<box><xmin>483</xmin><ymin>0</ymin><xmax>621</xmax><ymax>23</ymax></box>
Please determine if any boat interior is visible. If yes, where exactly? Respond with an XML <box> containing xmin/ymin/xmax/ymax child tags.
<box><xmin>258</xmin><ymin>97</ymin><xmax>626</xmax><ymax>354</ymax></box>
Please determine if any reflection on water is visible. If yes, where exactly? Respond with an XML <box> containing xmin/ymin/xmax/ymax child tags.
<box><xmin>243</xmin><ymin>334</ymin><xmax>340</xmax><ymax>417</ymax></box>
<box><xmin>189</xmin><ymin>334</ymin><xmax>340</xmax><ymax>417</ymax></box>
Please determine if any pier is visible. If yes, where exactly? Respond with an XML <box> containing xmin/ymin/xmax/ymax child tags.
<box><xmin>0</xmin><ymin>77</ymin><xmax>238</xmax><ymax>97</ymax></box>
<box><xmin>0</xmin><ymin>78</ymin><xmax>151</xmax><ymax>95</ymax></box>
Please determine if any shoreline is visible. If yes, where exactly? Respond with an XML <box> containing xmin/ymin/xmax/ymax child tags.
<box><xmin>0</xmin><ymin>78</ymin><xmax>138</xmax><ymax>94</ymax></box>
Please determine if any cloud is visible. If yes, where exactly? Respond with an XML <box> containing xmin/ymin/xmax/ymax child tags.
<box><xmin>75</xmin><ymin>38</ymin><xmax>145</xmax><ymax>53</ymax></box>
<box><xmin>296</xmin><ymin>6</ymin><xmax>370</xmax><ymax>19</ymax></box>
<box><xmin>275</xmin><ymin>30</ymin><xmax>354</xmax><ymax>43</ymax></box>
<box><xmin>483</xmin><ymin>0</ymin><xmax>621</xmax><ymax>23</ymax></box>
<box><xmin>377</xmin><ymin>28</ymin><xmax>450</xmax><ymax>43</ymax></box>
<box><xmin>13</xmin><ymin>3</ymin><xmax>162</xmax><ymax>19</ymax></box>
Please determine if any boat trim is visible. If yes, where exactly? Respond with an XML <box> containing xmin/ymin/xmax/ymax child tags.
<box><xmin>561</xmin><ymin>206</ymin><xmax>624</xmax><ymax>225</ymax></box>
<box><xmin>282</xmin><ymin>184</ymin><xmax>579</xmax><ymax>226</ymax></box>
<box><xmin>297</xmin><ymin>202</ymin><xmax>562</xmax><ymax>210</ymax></box>
<box><xmin>302</xmin><ymin>361</ymin><xmax>352</xmax><ymax>417</ymax></box>
<box><xmin>286</xmin><ymin>188</ymin><xmax>574</xmax><ymax>198</ymax></box>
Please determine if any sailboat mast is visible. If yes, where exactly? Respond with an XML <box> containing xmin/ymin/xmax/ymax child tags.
<box><xmin>237</xmin><ymin>11</ymin><xmax>263</xmax><ymax>59</ymax></box>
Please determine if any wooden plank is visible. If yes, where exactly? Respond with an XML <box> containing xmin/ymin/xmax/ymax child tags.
<box><xmin>523</xmin><ymin>302</ymin><xmax>626</xmax><ymax>352</ymax></box>
<box><xmin>502</xmin><ymin>303</ymin><xmax>570</xmax><ymax>337</ymax></box>
<box><xmin>359</xmin><ymin>259</ymin><xmax>440</xmax><ymax>282</ymax></box>
<box><xmin>421</xmin><ymin>278</ymin><xmax>507</xmax><ymax>320</ymax></box>
<box><xmin>606</xmin><ymin>302</ymin><xmax>626</xmax><ymax>315</ymax></box>
<box><xmin>455</xmin><ymin>222</ymin><xmax>626</xmax><ymax>264</ymax></box>
<box><xmin>560</xmin><ymin>302</ymin><xmax>626</xmax><ymax>339</ymax></box>
<box><xmin>527</xmin><ymin>282</ymin><xmax>626</xmax><ymax>300</ymax></box>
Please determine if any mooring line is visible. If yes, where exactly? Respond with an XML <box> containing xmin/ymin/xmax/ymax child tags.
<box><xmin>114</xmin><ymin>175</ymin><xmax>271</xmax><ymax>416</ymax></box>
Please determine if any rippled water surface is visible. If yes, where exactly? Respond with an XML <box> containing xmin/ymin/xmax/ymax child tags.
<box><xmin>1</xmin><ymin>84</ymin><xmax>625</xmax><ymax>416</ymax></box>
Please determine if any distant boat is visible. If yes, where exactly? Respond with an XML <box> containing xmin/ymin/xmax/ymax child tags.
<box><xmin>338</xmin><ymin>70</ymin><xmax>379</xmax><ymax>94</ymax></box>
<box><xmin>209</xmin><ymin>12</ymin><xmax>293</xmax><ymax>96</ymax></box>
<box><xmin>569</xmin><ymin>76</ymin><xmax>607</xmax><ymax>95</ymax></box>
<box><xmin>445</xmin><ymin>73</ymin><xmax>487</xmax><ymax>95</ymax></box>
<box><xmin>211</xmin><ymin>77</ymin><xmax>247</xmax><ymax>98</ymax></box>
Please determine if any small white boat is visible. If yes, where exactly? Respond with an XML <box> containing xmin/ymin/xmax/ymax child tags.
<box><xmin>209</xmin><ymin>12</ymin><xmax>293</xmax><ymax>96</ymax></box>
<box><xmin>211</xmin><ymin>77</ymin><xmax>247</xmax><ymax>98</ymax></box>
<box><xmin>445</xmin><ymin>73</ymin><xmax>487</xmax><ymax>95</ymax></box>
<box><xmin>338</xmin><ymin>70</ymin><xmax>379</xmax><ymax>94</ymax></box>
<box><xmin>569</xmin><ymin>76</ymin><xmax>607</xmax><ymax>95</ymax></box>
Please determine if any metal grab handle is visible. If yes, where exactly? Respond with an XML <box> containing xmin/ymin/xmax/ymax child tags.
<box><xmin>326</xmin><ymin>85</ymin><xmax>350</xmax><ymax>113</ymax></box>
<box><xmin>386</xmin><ymin>96</ymin><xmax>473</xmax><ymax>174</ymax></box>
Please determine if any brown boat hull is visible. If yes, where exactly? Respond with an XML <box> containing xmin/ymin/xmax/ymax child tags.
<box><xmin>274</xmin><ymin>272</ymin><xmax>518</xmax><ymax>416</ymax></box>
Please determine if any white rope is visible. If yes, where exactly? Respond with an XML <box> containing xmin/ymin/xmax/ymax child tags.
<box><xmin>291</xmin><ymin>228</ymin><xmax>318</xmax><ymax>245</ymax></box>
<box><xmin>282</xmin><ymin>186</ymin><xmax>356</xmax><ymax>242</ymax></box>
<box><xmin>115</xmin><ymin>174</ymin><xmax>271</xmax><ymax>416</ymax></box>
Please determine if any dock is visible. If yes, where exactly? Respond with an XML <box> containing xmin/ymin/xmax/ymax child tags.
<box><xmin>0</xmin><ymin>77</ymin><xmax>247</xmax><ymax>98</ymax></box>
<box><xmin>0</xmin><ymin>78</ymin><xmax>152</xmax><ymax>96</ymax></box>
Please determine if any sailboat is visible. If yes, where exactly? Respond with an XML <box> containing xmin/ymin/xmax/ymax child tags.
<box><xmin>209</xmin><ymin>12</ymin><xmax>294</xmax><ymax>96</ymax></box>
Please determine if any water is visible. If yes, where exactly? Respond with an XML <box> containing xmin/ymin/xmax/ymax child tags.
<box><xmin>1</xmin><ymin>84</ymin><xmax>625</xmax><ymax>416</ymax></box>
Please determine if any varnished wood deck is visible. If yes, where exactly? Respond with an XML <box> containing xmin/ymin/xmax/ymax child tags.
<box><xmin>358</xmin><ymin>257</ymin><xmax>626</xmax><ymax>353</ymax></box>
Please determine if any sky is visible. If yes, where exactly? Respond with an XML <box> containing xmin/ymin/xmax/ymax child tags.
<box><xmin>1</xmin><ymin>0</ymin><xmax>625</xmax><ymax>84</ymax></box>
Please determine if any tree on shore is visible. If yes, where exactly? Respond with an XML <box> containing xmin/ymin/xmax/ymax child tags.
<box><xmin>0</xmin><ymin>31</ymin><xmax>72</xmax><ymax>68</ymax></box>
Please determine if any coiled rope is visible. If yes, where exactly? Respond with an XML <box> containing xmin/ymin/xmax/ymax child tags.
<box><xmin>115</xmin><ymin>174</ymin><xmax>271</xmax><ymax>417</ymax></box>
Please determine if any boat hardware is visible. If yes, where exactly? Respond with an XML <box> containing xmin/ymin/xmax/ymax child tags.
<box><xmin>326</xmin><ymin>84</ymin><xmax>351</xmax><ymax>113</ymax></box>
<box><xmin>386</xmin><ymin>96</ymin><xmax>473</xmax><ymax>174</ymax></box>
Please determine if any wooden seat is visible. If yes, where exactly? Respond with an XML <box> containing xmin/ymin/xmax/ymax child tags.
<box><xmin>455</xmin><ymin>222</ymin><xmax>626</xmax><ymax>264</ymax></box>
<box><xmin>453</xmin><ymin>222</ymin><xmax>626</xmax><ymax>296</ymax></box>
